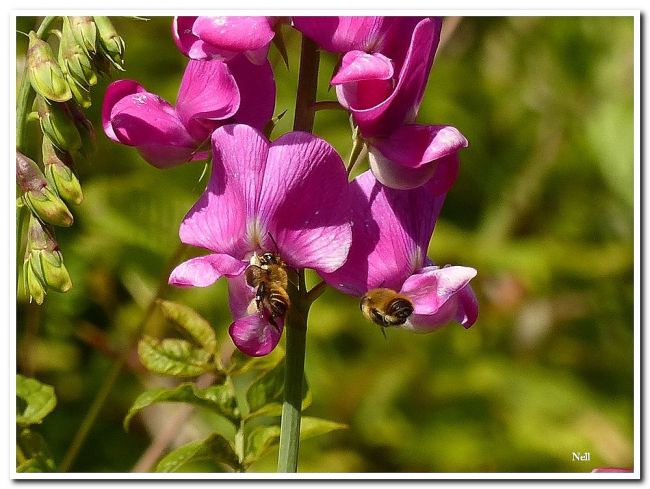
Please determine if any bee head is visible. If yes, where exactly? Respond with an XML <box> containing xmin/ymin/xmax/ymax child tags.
<box><xmin>261</xmin><ymin>252</ymin><xmax>281</xmax><ymax>265</ymax></box>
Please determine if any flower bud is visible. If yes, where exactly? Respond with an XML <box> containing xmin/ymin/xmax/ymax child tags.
<box><xmin>27</xmin><ymin>31</ymin><xmax>72</xmax><ymax>103</ymax></box>
<box><xmin>23</xmin><ymin>215</ymin><xmax>73</xmax><ymax>304</ymax></box>
<box><xmin>36</xmin><ymin>95</ymin><xmax>82</xmax><ymax>153</ymax></box>
<box><xmin>59</xmin><ymin>17</ymin><xmax>98</xmax><ymax>91</ymax></box>
<box><xmin>95</xmin><ymin>16</ymin><xmax>125</xmax><ymax>71</ymax></box>
<box><xmin>23</xmin><ymin>258</ymin><xmax>46</xmax><ymax>305</ymax></box>
<box><xmin>17</xmin><ymin>151</ymin><xmax>74</xmax><ymax>227</ymax></box>
<box><xmin>64</xmin><ymin>73</ymin><xmax>92</xmax><ymax>109</ymax></box>
<box><xmin>42</xmin><ymin>138</ymin><xmax>83</xmax><ymax>205</ymax></box>
<box><xmin>69</xmin><ymin>16</ymin><xmax>98</xmax><ymax>55</ymax></box>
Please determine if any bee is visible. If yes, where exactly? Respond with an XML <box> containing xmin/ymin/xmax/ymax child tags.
<box><xmin>360</xmin><ymin>288</ymin><xmax>414</xmax><ymax>329</ymax></box>
<box><xmin>245</xmin><ymin>251</ymin><xmax>290</xmax><ymax>329</ymax></box>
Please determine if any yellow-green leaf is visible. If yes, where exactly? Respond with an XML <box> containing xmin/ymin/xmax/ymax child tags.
<box><xmin>155</xmin><ymin>434</ymin><xmax>239</xmax><ymax>472</ymax></box>
<box><xmin>157</xmin><ymin>300</ymin><xmax>217</xmax><ymax>354</ymax></box>
<box><xmin>124</xmin><ymin>382</ymin><xmax>238</xmax><ymax>430</ymax></box>
<box><xmin>16</xmin><ymin>374</ymin><xmax>56</xmax><ymax>427</ymax></box>
<box><xmin>137</xmin><ymin>336</ymin><xmax>213</xmax><ymax>377</ymax></box>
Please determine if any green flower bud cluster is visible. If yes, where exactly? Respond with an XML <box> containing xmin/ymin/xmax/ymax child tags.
<box><xmin>22</xmin><ymin>215</ymin><xmax>72</xmax><ymax>305</ymax></box>
<box><xmin>27</xmin><ymin>16</ymin><xmax>125</xmax><ymax>108</ymax></box>
<box><xmin>18</xmin><ymin>16</ymin><xmax>127</xmax><ymax>304</ymax></box>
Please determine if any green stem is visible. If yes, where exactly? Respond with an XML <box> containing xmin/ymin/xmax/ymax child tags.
<box><xmin>277</xmin><ymin>34</ymin><xmax>320</xmax><ymax>474</ymax></box>
<box><xmin>59</xmin><ymin>243</ymin><xmax>187</xmax><ymax>472</ymax></box>
<box><xmin>16</xmin><ymin>16</ymin><xmax>57</xmax><ymax>152</ymax></box>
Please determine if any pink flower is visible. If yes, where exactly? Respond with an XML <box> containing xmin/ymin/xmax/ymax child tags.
<box><xmin>296</xmin><ymin>16</ymin><xmax>468</xmax><ymax>190</ymax></box>
<box><xmin>173</xmin><ymin>16</ymin><xmax>278</xmax><ymax>65</ymax></box>
<box><xmin>591</xmin><ymin>468</ymin><xmax>633</xmax><ymax>473</ymax></box>
<box><xmin>169</xmin><ymin>124</ymin><xmax>352</xmax><ymax>356</ymax></box>
<box><xmin>321</xmin><ymin>165</ymin><xmax>478</xmax><ymax>332</ymax></box>
<box><xmin>102</xmin><ymin>57</ymin><xmax>275</xmax><ymax>168</ymax></box>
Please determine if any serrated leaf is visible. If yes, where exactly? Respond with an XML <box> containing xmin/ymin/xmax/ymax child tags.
<box><xmin>245</xmin><ymin>361</ymin><xmax>311</xmax><ymax>420</ymax></box>
<box><xmin>243</xmin><ymin>425</ymin><xmax>281</xmax><ymax>466</ymax></box>
<box><xmin>124</xmin><ymin>382</ymin><xmax>238</xmax><ymax>430</ymax></box>
<box><xmin>155</xmin><ymin>433</ymin><xmax>239</xmax><ymax>472</ymax></box>
<box><xmin>157</xmin><ymin>300</ymin><xmax>217</xmax><ymax>354</ymax></box>
<box><xmin>138</xmin><ymin>336</ymin><xmax>213</xmax><ymax>377</ymax></box>
<box><xmin>16</xmin><ymin>375</ymin><xmax>57</xmax><ymax>427</ymax></box>
<box><xmin>227</xmin><ymin>346</ymin><xmax>285</xmax><ymax>376</ymax></box>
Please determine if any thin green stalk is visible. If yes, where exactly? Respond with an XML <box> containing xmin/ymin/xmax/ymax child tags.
<box><xmin>59</xmin><ymin>243</ymin><xmax>187</xmax><ymax>472</ymax></box>
<box><xmin>277</xmin><ymin>35</ymin><xmax>320</xmax><ymax>473</ymax></box>
<box><xmin>16</xmin><ymin>16</ymin><xmax>58</xmax><ymax>290</ymax></box>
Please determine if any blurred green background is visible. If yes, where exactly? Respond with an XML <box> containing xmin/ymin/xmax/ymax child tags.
<box><xmin>15</xmin><ymin>16</ymin><xmax>634</xmax><ymax>473</ymax></box>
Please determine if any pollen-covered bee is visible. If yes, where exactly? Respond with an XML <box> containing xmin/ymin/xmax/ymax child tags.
<box><xmin>360</xmin><ymin>288</ymin><xmax>414</xmax><ymax>328</ymax></box>
<box><xmin>245</xmin><ymin>251</ymin><xmax>290</xmax><ymax>329</ymax></box>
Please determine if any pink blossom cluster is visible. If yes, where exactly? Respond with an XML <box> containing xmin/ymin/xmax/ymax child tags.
<box><xmin>102</xmin><ymin>16</ymin><xmax>478</xmax><ymax>356</ymax></box>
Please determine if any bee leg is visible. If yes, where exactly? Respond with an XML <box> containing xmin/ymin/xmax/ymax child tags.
<box><xmin>255</xmin><ymin>283</ymin><xmax>266</xmax><ymax>311</ymax></box>
<box><xmin>267</xmin><ymin>313</ymin><xmax>281</xmax><ymax>332</ymax></box>
<box><xmin>379</xmin><ymin>326</ymin><xmax>388</xmax><ymax>341</ymax></box>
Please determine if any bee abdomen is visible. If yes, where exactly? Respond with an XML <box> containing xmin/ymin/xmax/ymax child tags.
<box><xmin>269</xmin><ymin>292</ymin><xmax>289</xmax><ymax>316</ymax></box>
<box><xmin>387</xmin><ymin>298</ymin><xmax>414</xmax><ymax>321</ymax></box>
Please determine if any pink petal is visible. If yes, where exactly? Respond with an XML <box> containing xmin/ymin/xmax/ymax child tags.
<box><xmin>331</xmin><ymin>50</ymin><xmax>394</xmax><ymax>84</ymax></box>
<box><xmin>369</xmin><ymin>149</ymin><xmax>460</xmax><ymax>191</ymax></box>
<box><xmin>192</xmin><ymin>16</ymin><xmax>275</xmax><ymax>61</ymax></box>
<box><xmin>292</xmin><ymin>17</ymin><xmax>394</xmax><ymax>53</ymax></box>
<box><xmin>169</xmin><ymin>253</ymin><xmax>247</xmax><ymax>287</ymax></box>
<box><xmin>591</xmin><ymin>468</ymin><xmax>633</xmax><ymax>473</ymax></box>
<box><xmin>227</xmin><ymin>273</ymin><xmax>256</xmax><ymax>319</ymax></box>
<box><xmin>227</xmin><ymin>56</ymin><xmax>276</xmax><ymax>131</ymax></box>
<box><xmin>399</xmin><ymin>266</ymin><xmax>478</xmax><ymax>332</ymax></box>
<box><xmin>455</xmin><ymin>284</ymin><xmax>479</xmax><ymax>328</ymax></box>
<box><xmin>175</xmin><ymin>59</ymin><xmax>240</xmax><ymax>141</ymax></box>
<box><xmin>259</xmin><ymin>131</ymin><xmax>352</xmax><ymax>273</ymax></box>
<box><xmin>102</xmin><ymin>80</ymin><xmax>147</xmax><ymax>142</ymax></box>
<box><xmin>347</xmin><ymin>17</ymin><xmax>442</xmax><ymax>137</ymax></box>
<box><xmin>321</xmin><ymin>170</ymin><xmax>446</xmax><ymax>295</ymax></box>
<box><xmin>401</xmin><ymin>266</ymin><xmax>477</xmax><ymax>315</ymax></box>
<box><xmin>173</xmin><ymin>17</ymin><xmax>200</xmax><ymax>57</ymax></box>
<box><xmin>336</xmin><ymin>78</ymin><xmax>394</xmax><ymax>112</ymax></box>
<box><xmin>134</xmin><ymin>144</ymin><xmax>199</xmax><ymax>169</ymax></box>
<box><xmin>372</xmin><ymin>124</ymin><xmax>468</xmax><ymax>169</ymax></box>
<box><xmin>106</xmin><ymin>85</ymin><xmax>197</xmax><ymax>168</ymax></box>
<box><xmin>229</xmin><ymin>312</ymin><xmax>284</xmax><ymax>357</ymax></box>
<box><xmin>244</xmin><ymin>44</ymin><xmax>272</xmax><ymax>65</ymax></box>
<box><xmin>178</xmin><ymin>124</ymin><xmax>269</xmax><ymax>257</ymax></box>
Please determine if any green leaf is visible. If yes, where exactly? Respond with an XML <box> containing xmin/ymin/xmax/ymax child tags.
<box><xmin>156</xmin><ymin>299</ymin><xmax>217</xmax><ymax>354</ymax></box>
<box><xmin>242</xmin><ymin>417</ymin><xmax>346</xmax><ymax>466</ymax></box>
<box><xmin>138</xmin><ymin>336</ymin><xmax>213</xmax><ymax>377</ymax></box>
<box><xmin>155</xmin><ymin>433</ymin><xmax>239</xmax><ymax>472</ymax></box>
<box><xmin>243</xmin><ymin>425</ymin><xmax>281</xmax><ymax>466</ymax></box>
<box><xmin>227</xmin><ymin>346</ymin><xmax>285</xmax><ymax>376</ymax></box>
<box><xmin>245</xmin><ymin>360</ymin><xmax>311</xmax><ymax>419</ymax></box>
<box><xmin>124</xmin><ymin>382</ymin><xmax>238</xmax><ymax>430</ymax></box>
<box><xmin>299</xmin><ymin>416</ymin><xmax>348</xmax><ymax>440</ymax></box>
<box><xmin>16</xmin><ymin>374</ymin><xmax>57</xmax><ymax>427</ymax></box>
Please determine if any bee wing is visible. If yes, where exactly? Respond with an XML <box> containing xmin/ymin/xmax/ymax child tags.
<box><xmin>245</xmin><ymin>265</ymin><xmax>264</xmax><ymax>287</ymax></box>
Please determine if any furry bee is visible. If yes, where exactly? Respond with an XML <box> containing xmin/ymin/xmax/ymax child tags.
<box><xmin>245</xmin><ymin>251</ymin><xmax>290</xmax><ymax>329</ymax></box>
<box><xmin>360</xmin><ymin>288</ymin><xmax>414</xmax><ymax>328</ymax></box>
